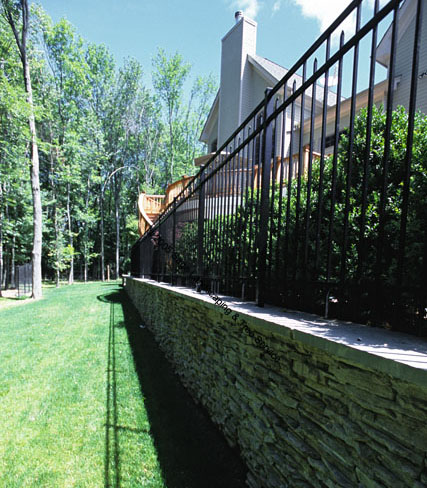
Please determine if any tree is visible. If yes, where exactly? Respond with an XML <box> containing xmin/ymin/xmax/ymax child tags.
<box><xmin>0</xmin><ymin>4</ymin><xmax>216</xmax><ymax>285</ymax></box>
<box><xmin>152</xmin><ymin>48</ymin><xmax>191</xmax><ymax>186</ymax></box>
<box><xmin>85</xmin><ymin>41</ymin><xmax>115</xmax><ymax>281</ymax></box>
<box><xmin>41</xmin><ymin>16</ymin><xmax>92</xmax><ymax>284</ymax></box>
<box><xmin>1</xmin><ymin>0</ymin><xmax>42</xmax><ymax>298</ymax></box>
<box><xmin>153</xmin><ymin>50</ymin><xmax>217</xmax><ymax>188</ymax></box>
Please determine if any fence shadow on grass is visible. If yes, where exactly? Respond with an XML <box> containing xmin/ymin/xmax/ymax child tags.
<box><xmin>105</xmin><ymin>296</ymin><xmax>120</xmax><ymax>488</ymax></box>
<box><xmin>98</xmin><ymin>287</ymin><xmax>247</xmax><ymax>488</ymax></box>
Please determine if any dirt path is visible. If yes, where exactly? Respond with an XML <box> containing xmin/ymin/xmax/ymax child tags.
<box><xmin>0</xmin><ymin>289</ymin><xmax>32</xmax><ymax>309</ymax></box>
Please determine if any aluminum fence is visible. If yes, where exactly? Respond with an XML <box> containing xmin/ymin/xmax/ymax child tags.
<box><xmin>131</xmin><ymin>0</ymin><xmax>426</xmax><ymax>334</ymax></box>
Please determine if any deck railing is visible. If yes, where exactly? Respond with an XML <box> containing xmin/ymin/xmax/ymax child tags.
<box><xmin>131</xmin><ymin>0</ymin><xmax>426</xmax><ymax>335</ymax></box>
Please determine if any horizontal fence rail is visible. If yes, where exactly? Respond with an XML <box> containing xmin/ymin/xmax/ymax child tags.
<box><xmin>131</xmin><ymin>0</ymin><xmax>427</xmax><ymax>335</ymax></box>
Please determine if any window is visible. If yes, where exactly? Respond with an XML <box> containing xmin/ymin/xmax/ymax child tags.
<box><xmin>325</xmin><ymin>133</ymin><xmax>335</xmax><ymax>148</ymax></box>
<box><xmin>325</xmin><ymin>129</ymin><xmax>346</xmax><ymax>149</ymax></box>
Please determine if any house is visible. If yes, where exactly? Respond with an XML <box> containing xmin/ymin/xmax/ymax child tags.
<box><xmin>377</xmin><ymin>0</ymin><xmax>427</xmax><ymax>114</ymax></box>
<box><xmin>200</xmin><ymin>0</ymin><xmax>426</xmax><ymax>162</ymax></box>
<box><xmin>304</xmin><ymin>0</ymin><xmax>427</xmax><ymax>154</ymax></box>
<box><xmin>197</xmin><ymin>10</ymin><xmax>338</xmax><ymax>168</ymax></box>
<box><xmin>138</xmin><ymin>0</ymin><xmax>426</xmax><ymax>236</ymax></box>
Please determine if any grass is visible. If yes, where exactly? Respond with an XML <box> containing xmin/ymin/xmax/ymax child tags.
<box><xmin>0</xmin><ymin>294</ymin><xmax>32</xmax><ymax>310</ymax></box>
<box><xmin>0</xmin><ymin>282</ymin><xmax>246</xmax><ymax>487</ymax></box>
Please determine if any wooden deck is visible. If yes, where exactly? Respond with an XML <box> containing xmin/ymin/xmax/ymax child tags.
<box><xmin>138</xmin><ymin>148</ymin><xmax>321</xmax><ymax>236</ymax></box>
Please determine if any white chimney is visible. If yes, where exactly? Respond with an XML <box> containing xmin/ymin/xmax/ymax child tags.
<box><xmin>218</xmin><ymin>13</ymin><xmax>257</xmax><ymax>147</ymax></box>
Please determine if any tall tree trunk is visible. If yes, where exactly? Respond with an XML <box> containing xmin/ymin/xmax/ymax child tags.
<box><xmin>114</xmin><ymin>178</ymin><xmax>120</xmax><ymax>280</ymax></box>
<box><xmin>3</xmin><ymin>203</ymin><xmax>9</xmax><ymax>289</ymax></box>
<box><xmin>0</xmin><ymin>183</ymin><xmax>3</xmax><ymax>297</ymax></box>
<box><xmin>84</xmin><ymin>254</ymin><xmax>88</xmax><ymax>282</ymax></box>
<box><xmin>53</xmin><ymin>194</ymin><xmax>60</xmax><ymax>288</ymax></box>
<box><xmin>49</xmin><ymin>128</ymin><xmax>60</xmax><ymax>288</ymax></box>
<box><xmin>83</xmin><ymin>176</ymin><xmax>90</xmax><ymax>283</ymax></box>
<box><xmin>3</xmin><ymin>0</ymin><xmax>43</xmax><ymax>298</ymax></box>
<box><xmin>66</xmin><ymin>182</ymin><xmax>73</xmax><ymax>284</ymax></box>
<box><xmin>11</xmin><ymin>234</ymin><xmax>15</xmax><ymax>288</ymax></box>
<box><xmin>169</xmin><ymin>117</ymin><xmax>174</xmax><ymax>184</ymax></box>
<box><xmin>26</xmin><ymin>61</ymin><xmax>43</xmax><ymax>298</ymax></box>
<box><xmin>3</xmin><ymin>247</ymin><xmax>9</xmax><ymax>290</ymax></box>
<box><xmin>54</xmin><ymin>202</ymin><xmax>60</xmax><ymax>288</ymax></box>
<box><xmin>100</xmin><ymin>187</ymin><xmax>105</xmax><ymax>281</ymax></box>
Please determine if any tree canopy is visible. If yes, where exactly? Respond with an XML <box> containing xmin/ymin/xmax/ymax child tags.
<box><xmin>0</xmin><ymin>4</ymin><xmax>217</xmax><ymax>288</ymax></box>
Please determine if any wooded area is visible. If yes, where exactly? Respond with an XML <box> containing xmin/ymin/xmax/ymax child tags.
<box><xmin>0</xmin><ymin>1</ymin><xmax>217</xmax><ymax>295</ymax></box>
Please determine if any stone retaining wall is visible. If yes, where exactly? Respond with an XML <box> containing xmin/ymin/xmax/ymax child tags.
<box><xmin>125</xmin><ymin>277</ymin><xmax>427</xmax><ymax>488</ymax></box>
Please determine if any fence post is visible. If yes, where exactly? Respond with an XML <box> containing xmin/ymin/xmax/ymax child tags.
<box><xmin>140</xmin><ymin>235</ymin><xmax>147</xmax><ymax>278</ymax></box>
<box><xmin>135</xmin><ymin>241</ymin><xmax>141</xmax><ymax>278</ymax></box>
<box><xmin>172</xmin><ymin>197</ymin><xmax>177</xmax><ymax>285</ymax></box>
<box><xmin>197</xmin><ymin>169</ymin><xmax>205</xmax><ymax>290</ymax></box>
<box><xmin>257</xmin><ymin>88</ymin><xmax>274</xmax><ymax>307</ymax></box>
<box><xmin>157</xmin><ymin>221</ymin><xmax>162</xmax><ymax>282</ymax></box>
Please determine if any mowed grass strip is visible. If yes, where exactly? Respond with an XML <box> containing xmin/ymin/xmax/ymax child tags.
<box><xmin>0</xmin><ymin>282</ymin><xmax>164</xmax><ymax>487</ymax></box>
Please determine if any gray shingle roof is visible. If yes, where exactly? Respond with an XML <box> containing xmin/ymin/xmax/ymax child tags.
<box><xmin>248</xmin><ymin>54</ymin><xmax>339</xmax><ymax>106</ymax></box>
<box><xmin>249</xmin><ymin>54</ymin><xmax>290</xmax><ymax>82</ymax></box>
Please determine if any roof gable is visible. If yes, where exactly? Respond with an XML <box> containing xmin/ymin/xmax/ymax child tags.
<box><xmin>248</xmin><ymin>54</ymin><xmax>289</xmax><ymax>83</ymax></box>
<box><xmin>200</xmin><ymin>51</ymin><xmax>342</xmax><ymax>144</ymax></box>
<box><xmin>377</xmin><ymin>0</ymin><xmax>416</xmax><ymax>68</ymax></box>
<box><xmin>200</xmin><ymin>90</ymin><xmax>219</xmax><ymax>144</ymax></box>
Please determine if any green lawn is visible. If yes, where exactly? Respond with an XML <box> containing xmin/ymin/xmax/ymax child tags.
<box><xmin>0</xmin><ymin>282</ymin><xmax>246</xmax><ymax>488</ymax></box>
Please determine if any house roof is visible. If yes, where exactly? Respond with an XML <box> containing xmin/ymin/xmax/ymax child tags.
<box><xmin>377</xmin><ymin>0</ymin><xmax>415</xmax><ymax>68</ymax></box>
<box><xmin>248</xmin><ymin>54</ymin><xmax>290</xmax><ymax>83</ymax></box>
<box><xmin>200</xmin><ymin>54</ymin><xmax>340</xmax><ymax>144</ymax></box>
<box><xmin>200</xmin><ymin>54</ymin><xmax>289</xmax><ymax>144</ymax></box>
<box><xmin>200</xmin><ymin>90</ymin><xmax>219</xmax><ymax>144</ymax></box>
<box><xmin>303</xmin><ymin>79</ymin><xmax>388</xmax><ymax>134</ymax></box>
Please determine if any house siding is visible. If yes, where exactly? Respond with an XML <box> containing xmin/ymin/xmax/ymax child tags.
<box><xmin>207</xmin><ymin>118</ymin><xmax>218</xmax><ymax>152</ymax></box>
<box><xmin>392</xmin><ymin>6</ymin><xmax>427</xmax><ymax>113</ymax></box>
<box><xmin>245</xmin><ymin>63</ymin><xmax>270</xmax><ymax>121</ymax></box>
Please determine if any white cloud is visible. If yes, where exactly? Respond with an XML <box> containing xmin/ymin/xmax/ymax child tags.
<box><xmin>230</xmin><ymin>0</ymin><xmax>262</xmax><ymax>19</ymax></box>
<box><xmin>290</xmin><ymin>0</ymin><xmax>353</xmax><ymax>34</ymax></box>
<box><xmin>289</xmin><ymin>0</ymin><xmax>376</xmax><ymax>40</ymax></box>
<box><xmin>272</xmin><ymin>0</ymin><xmax>282</xmax><ymax>14</ymax></box>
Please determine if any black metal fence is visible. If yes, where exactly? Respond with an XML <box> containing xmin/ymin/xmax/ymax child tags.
<box><xmin>16</xmin><ymin>263</ymin><xmax>32</xmax><ymax>297</ymax></box>
<box><xmin>131</xmin><ymin>0</ymin><xmax>426</xmax><ymax>334</ymax></box>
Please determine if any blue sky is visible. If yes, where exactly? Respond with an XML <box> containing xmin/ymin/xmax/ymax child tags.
<box><xmin>35</xmin><ymin>0</ymin><xmax>390</xmax><ymax>95</ymax></box>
